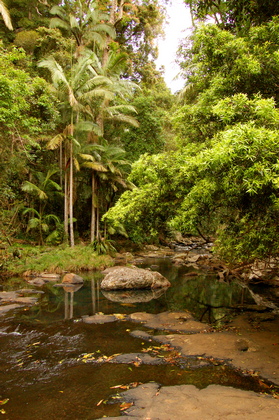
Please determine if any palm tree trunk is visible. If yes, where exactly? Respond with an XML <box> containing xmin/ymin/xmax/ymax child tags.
<box><xmin>64</xmin><ymin>151</ymin><xmax>69</xmax><ymax>241</ymax></box>
<box><xmin>69</xmin><ymin>138</ymin><xmax>75</xmax><ymax>247</ymax></box>
<box><xmin>96</xmin><ymin>205</ymin><xmax>100</xmax><ymax>240</ymax></box>
<box><xmin>90</xmin><ymin>173</ymin><xmax>96</xmax><ymax>243</ymax></box>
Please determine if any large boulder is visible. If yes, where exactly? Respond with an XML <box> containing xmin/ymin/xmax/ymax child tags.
<box><xmin>100</xmin><ymin>266</ymin><xmax>171</xmax><ymax>290</ymax></box>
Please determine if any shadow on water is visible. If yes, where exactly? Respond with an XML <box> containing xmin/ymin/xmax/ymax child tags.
<box><xmin>0</xmin><ymin>256</ymin><xmax>277</xmax><ymax>419</ymax></box>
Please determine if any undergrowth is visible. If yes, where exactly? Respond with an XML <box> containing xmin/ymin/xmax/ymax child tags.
<box><xmin>1</xmin><ymin>244</ymin><xmax>114</xmax><ymax>276</ymax></box>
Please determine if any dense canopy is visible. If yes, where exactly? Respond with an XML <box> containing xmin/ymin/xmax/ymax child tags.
<box><xmin>1</xmin><ymin>0</ymin><xmax>279</xmax><ymax>266</ymax></box>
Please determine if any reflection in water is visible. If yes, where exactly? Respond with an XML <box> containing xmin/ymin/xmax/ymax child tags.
<box><xmin>91</xmin><ymin>277</ymin><xmax>101</xmax><ymax>314</ymax></box>
<box><xmin>64</xmin><ymin>284</ymin><xmax>83</xmax><ymax>319</ymax></box>
<box><xmin>102</xmin><ymin>287</ymin><xmax>168</xmax><ymax>303</ymax></box>
<box><xmin>7</xmin><ymin>257</ymin><xmax>257</xmax><ymax>324</ymax></box>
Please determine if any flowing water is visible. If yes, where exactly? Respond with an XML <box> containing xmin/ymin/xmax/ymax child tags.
<box><xmin>0</xmin><ymin>257</ymin><xmax>277</xmax><ymax>419</ymax></box>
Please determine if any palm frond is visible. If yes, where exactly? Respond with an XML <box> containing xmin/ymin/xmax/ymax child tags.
<box><xmin>75</xmin><ymin>120</ymin><xmax>102</xmax><ymax>136</ymax></box>
<box><xmin>0</xmin><ymin>0</ymin><xmax>13</xmax><ymax>30</ymax></box>
<box><xmin>22</xmin><ymin>207</ymin><xmax>40</xmax><ymax>218</ymax></box>
<box><xmin>47</xmin><ymin>133</ymin><xmax>65</xmax><ymax>150</ymax></box>
<box><xmin>107</xmin><ymin>104</ymin><xmax>138</xmax><ymax>114</ymax></box>
<box><xmin>82</xmin><ymin>162</ymin><xmax>107</xmax><ymax>172</ymax></box>
<box><xmin>49</xmin><ymin>17</ymin><xmax>69</xmax><ymax>30</ymax></box>
<box><xmin>105</xmin><ymin>113</ymin><xmax>139</xmax><ymax>127</ymax></box>
<box><xmin>27</xmin><ymin>217</ymin><xmax>41</xmax><ymax>231</ymax></box>
<box><xmin>38</xmin><ymin>57</ymin><xmax>69</xmax><ymax>89</ymax></box>
<box><xmin>73</xmin><ymin>157</ymin><xmax>80</xmax><ymax>171</ymax></box>
<box><xmin>21</xmin><ymin>181</ymin><xmax>48</xmax><ymax>200</ymax></box>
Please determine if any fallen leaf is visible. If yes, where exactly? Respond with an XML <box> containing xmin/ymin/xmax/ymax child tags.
<box><xmin>0</xmin><ymin>400</ymin><xmax>9</xmax><ymax>406</ymax></box>
<box><xmin>82</xmin><ymin>353</ymin><xmax>95</xmax><ymax>359</ymax></box>
<box><xmin>257</xmin><ymin>380</ymin><xmax>270</xmax><ymax>389</ymax></box>
<box><xmin>114</xmin><ymin>314</ymin><xmax>126</xmax><ymax>320</ymax></box>
<box><xmin>96</xmin><ymin>399</ymin><xmax>104</xmax><ymax>406</ymax></box>
<box><xmin>120</xmin><ymin>402</ymin><xmax>133</xmax><ymax>411</ymax></box>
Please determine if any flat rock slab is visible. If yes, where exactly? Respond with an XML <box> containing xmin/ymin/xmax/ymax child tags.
<box><xmin>110</xmin><ymin>352</ymin><xmax>163</xmax><ymax>365</ymax></box>
<box><xmin>97</xmin><ymin>383</ymin><xmax>279</xmax><ymax>420</ymax></box>
<box><xmin>0</xmin><ymin>292</ymin><xmax>38</xmax><ymax>305</ymax></box>
<box><xmin>82</xmin><ymin>314</ymin><xmax>117</xmax><ymax>324</ymax></box>
<box><xmin>156</xmin><ymin>329</ymin><xmax>279</xmax><ymax>384</ymax></box>
<box><xmin>129</xmin><ymin>311</ymin><xmax>208</xmax><ymax>333</ymax></box>
<box><xmin>0</xmin><ymin>303</ymin><xmax>23</xmax><ymax>315</ymax></box>
<box><xmin>0</xmin><ymin>291</ymin><xmax>18</xmax><ymax>301</ymax></box>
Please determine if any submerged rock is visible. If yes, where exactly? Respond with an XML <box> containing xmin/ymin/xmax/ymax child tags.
<box><xmin>101</xmin><ymin>266</ymin><xmax>171</xmax><ymax>290</ymax></box>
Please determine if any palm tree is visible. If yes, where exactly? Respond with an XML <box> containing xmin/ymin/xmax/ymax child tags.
<box><xmin>49</xmin><ymin>1</ymin><xmax>115</xmax><ymax>51</ymax></box>
<box><xmin>39</xmin><ymin>52</ymin><xmax>113</xmax><ymax>246</ymax></box>
<box><xmin>0</xmin><ymin>0</ymin><xmax>13</xmax><ymax>30</ymax></box>
<box><xmin>80</xmin><ymin>141</ymin><xmax>133</xmax><ymax>242</ymax></box>
<box><xmin>21</xmin><ymin>169</ymin><xmax>62</xmax><ymax>245</ymax></box>
<box><xmin>84</xmin><ymin>49</ymin><xmax>139</xmax><ymax>136</ymax></box>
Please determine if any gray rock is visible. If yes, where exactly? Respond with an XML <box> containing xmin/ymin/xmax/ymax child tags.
<box><xmin>101</xmin><ymin>266</ymin><xmax>171</xmax><ymax>290</ymax></box>
<box><xmin>28</xmin><ymin>278</ymin><xmax>46</xmax><ymax>286</ymax></box>
<box><xmin>110</xmin><ymin>352</ymin><xmax>163</xmax><ymax>365</ymax></box>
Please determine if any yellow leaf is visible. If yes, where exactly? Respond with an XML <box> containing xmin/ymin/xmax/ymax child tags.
<box><xmin>96</xmin><ymin>399</ymin><xmax>104</xmax><ymax>406</ymax></box>
<box><xmin>114</xmin><ymin>314</ymin><xmax>125</xmax><ymax>320</ymax></box>
<box><xmin>82</xmin><ymin>353</ymin><xmax>95</xmax><ymax>359</ymax></box>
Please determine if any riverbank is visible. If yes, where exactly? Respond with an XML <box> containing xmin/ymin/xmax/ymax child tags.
<box><xmin>0</xmin><ymin>244</ymin><xmax>115</xmax><ymax>278</ymax></box>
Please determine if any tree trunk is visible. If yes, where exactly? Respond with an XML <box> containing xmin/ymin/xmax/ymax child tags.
<box><xmin>69</xmin><ymin>138</ymin><xmax>75</xmax><ymax>247</ymax></box>
<box><xmin>90</xmin><ymin>173</ymin><xmax>96</xmax><ymax>243</ymax></box>
<box><xmin>64</xmin><ymin>149</ymin><xmax>69</xmax><ymax>242</ymax></box>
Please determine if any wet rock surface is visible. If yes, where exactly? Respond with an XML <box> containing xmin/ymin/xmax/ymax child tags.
<box><xmin>97</xmin><ymin>382</ymin><xmax>279</xmax><ymax>420</ymax></box>
<box><xmin>0</xmin><ymin>290</ymin><xmax>39</xmax><ymax>315</ymax></box>
<box><xmin>82</xmin><ymin>314</ymin><xmax>117</xmax><ymax>324</ymax></box>
<box><xmin>127</xmin><ymin>311</ymin><xmax>279</xmax><ymax>385</ymax></box>
<box><xmin>96</xmin><ymin>310</ymin><xmax>279</xmax><ymax>420</ymax></box>
<box><xmin>129</xmin><ymin>311</ymin><xmax>208</xmax><ymax>333</ymax></box>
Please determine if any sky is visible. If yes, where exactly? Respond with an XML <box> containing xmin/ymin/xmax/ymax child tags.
<box><xmin>156</xmin><ymin>0</ymin><xmax>193</xmax><ymax>92</ymax></box>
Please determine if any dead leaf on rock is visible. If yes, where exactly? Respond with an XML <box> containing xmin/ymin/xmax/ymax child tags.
<box><xmin>120</xmin><ymin>402</ymin><xmax>133</xmax><ymax>411</ymax></box>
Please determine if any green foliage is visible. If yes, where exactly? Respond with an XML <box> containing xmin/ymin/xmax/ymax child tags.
<box><xmin>105</xmin><ymin>95</ymin><xmax>279</xmax><ymax>262</ymax></box>
<box><xmin>120</xmin><ymin>93</ymin><xmax>167</xmax><ymax>161</ymax></box>
<box><xmin>184</xmin><ymin>0</ymin><xmax>279</xmax><ymax>34</ymax></box>
<box><xmin>90</xmin><ymin>237</ymin><xmax>116</xmax><ymax>255</ymax></box>
<box><xmin>175</xmin><ymin>19</ymin><xmax>279</xmax><ymax>144</ymax></box>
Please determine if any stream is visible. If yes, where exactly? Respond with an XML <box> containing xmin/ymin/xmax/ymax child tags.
<box><xmin>0</xmin><ymin>256</ymin><xmax>278</xmax><ymax>419</ymax></box>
